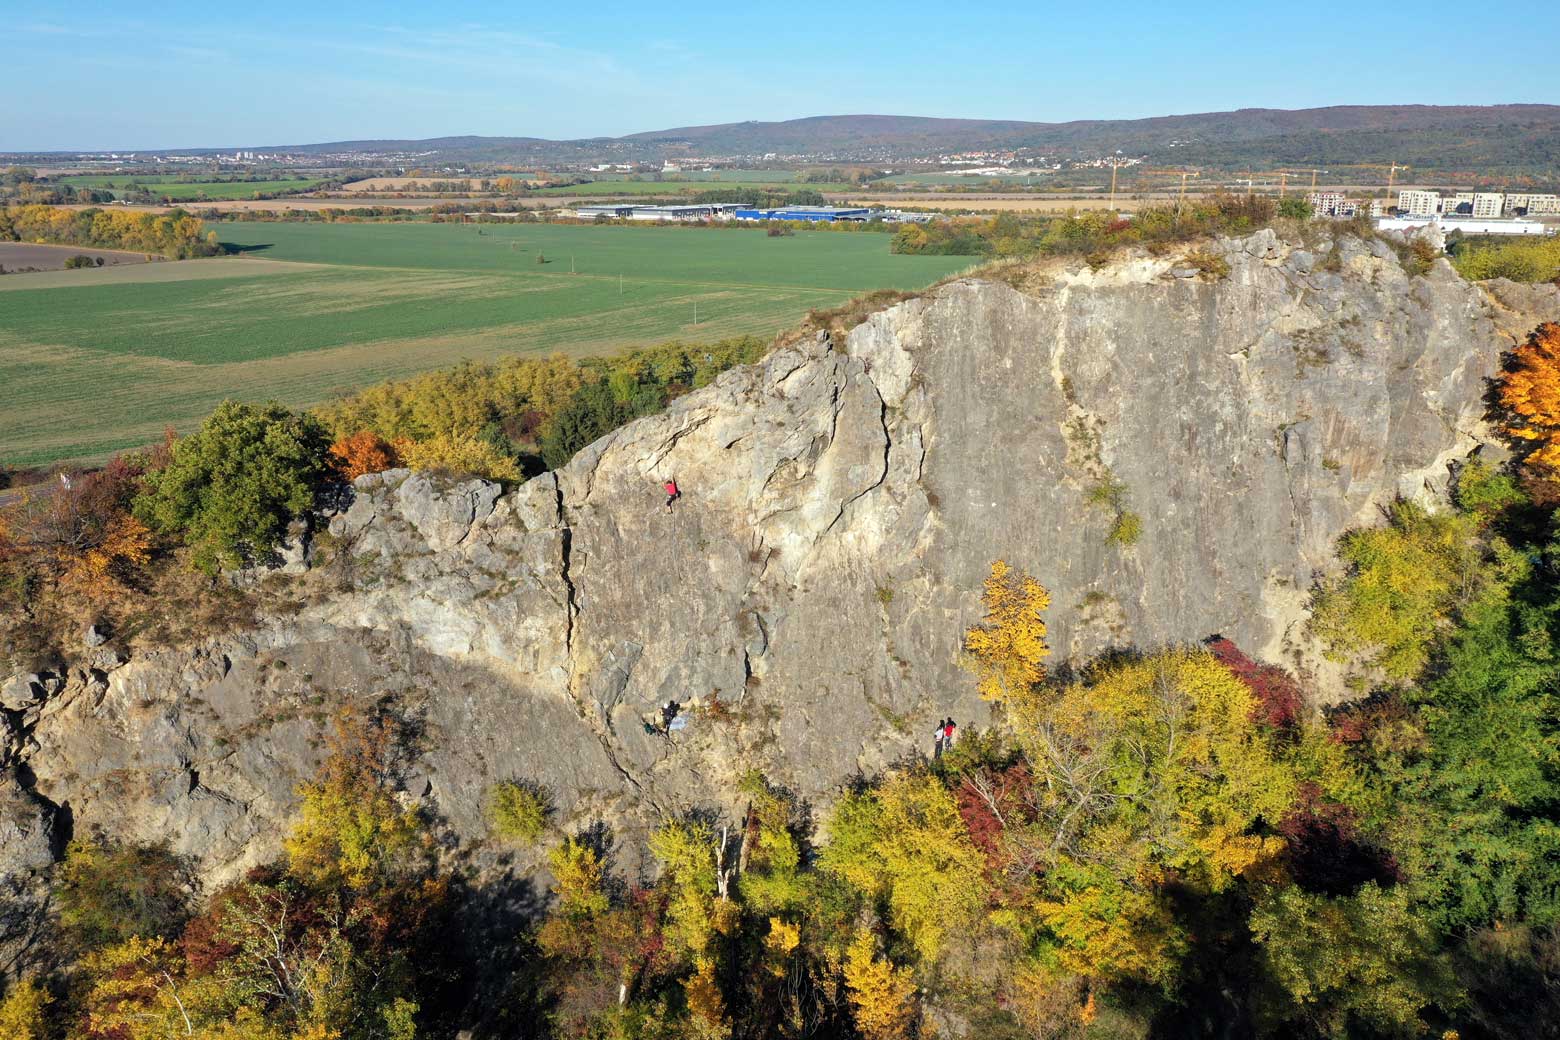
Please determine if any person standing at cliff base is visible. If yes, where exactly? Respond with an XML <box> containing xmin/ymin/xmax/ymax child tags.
<box><xmin>943</xmin><ymin>718</ymin><xmax>957</xmax><ymax>752</ymax></box>
<box><xmin>933</xmin><ymin>718</ymin><xmax>948</xmax><ymax>758</ymax></box>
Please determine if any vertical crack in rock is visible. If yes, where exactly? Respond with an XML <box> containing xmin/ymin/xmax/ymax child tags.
<box><xmin>825</xmin><ymin>390</ymin><xmax>893</xmax><ymax>536</ymax></box>
<box><xmin>553</xmin><ymin>478</ymin><xmax>577</xmax><ymax>661</ymax></box>
<box><xmin>1278</xmin><ymin>424</ymin><xmax>1307</xmax><ymax>541</ymax></box>
<box><xmin>549</xmin><ymin>474</ymin><xmax>641</xmax><ymax>792</ymax></box>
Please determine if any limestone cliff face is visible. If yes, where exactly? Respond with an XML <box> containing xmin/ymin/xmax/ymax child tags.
<box><xmin>4</xmin><ymin>229</ymin><xmax>1558</xmax><ymax>894</ymax></box>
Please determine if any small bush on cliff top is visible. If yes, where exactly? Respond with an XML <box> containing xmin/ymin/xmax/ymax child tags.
<box><xmin>400</xmin><ymin>429</ymin><xmax>522</xmax><ymax>482</ymax></box>
<box><xmin>1181</xmin><ymin>249</ymin><xmax>1230</xmax><ymax>280</ymax></box>
<box><xmin>891</xmin><ymin>192</ymin><xmax>1284</xmax><ymax>260</ymax></box>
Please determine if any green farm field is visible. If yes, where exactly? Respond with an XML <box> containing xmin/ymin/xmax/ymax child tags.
<box><xmin>0</xmin><ymin>221</ymin><xmax>971</xmax><ymax>466</ymax></box>
<box><xmin>57</xmin><ymin>175</ymin><xmax>327</xmax><ymax>200</ymax></box>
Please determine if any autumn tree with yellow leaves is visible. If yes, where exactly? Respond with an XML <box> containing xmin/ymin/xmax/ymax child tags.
<box><xmin>398</xmin><ymin>430</ymin><xmax>522</xmax><ymax>482</ymax></box>
<box><xmin>996</xmin><ymin>648</ymin><xmax>1296</xmax><ymax>986</ymax></box>
<box><xmin>963</xmin><ymin>559</ymin><xmax>1051</xmax><ymax>706</ymax></box>
<box><xmin>283</xmin><ymin>714</ymin><xmax>425</xmax><ymax>891</ymax></box>
<box><xmin>843</xmin><ymin>929</ymin><xmax>918</xmax><ymax>1040</ymax></box>
<box><xmin>822</xmin><ymin>771</ymin><xmax>987</xmax><ymax>962</ymax></box>
<box><xmin>0</xmin><ymin>978</ymin><xmax>52</xmax><ymax>1040</ymax></box>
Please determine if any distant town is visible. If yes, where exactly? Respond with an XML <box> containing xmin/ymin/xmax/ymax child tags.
<box><xmin>1299</xmin><ymin>188</ymin><xmax>1558</xmax><ymax>236</ymax></box>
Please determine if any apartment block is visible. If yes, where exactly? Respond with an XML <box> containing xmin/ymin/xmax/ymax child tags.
<box><xmin>1397</xmin><ymin>190</ymin><xmax>1440</xmax><ymax>217</ymax></box>
<box><xmin>1307</xmin><ymin>192</ymin><xmax>1355</xmax><ymax>217</ymax></box>
<box><xmin>1472</xmin><ymin>193</ymin><xmax>1505</xmax><ymax>219</ymax></box>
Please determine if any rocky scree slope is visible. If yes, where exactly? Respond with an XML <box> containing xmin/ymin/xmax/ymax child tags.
<box><xmin>4</xmin><ymin>228</ymin><xmax>1557</xmax><ymax>900</ymax></box>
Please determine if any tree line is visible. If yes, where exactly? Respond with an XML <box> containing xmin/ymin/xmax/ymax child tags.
<box><xmin>0</xmin><ymin>205</ymin><xmax>219</xmax><ymax>259</ymax></box>
<box><xmin>890</xmin><ymin>194</ymin><xmax>1315</xmax><ymax>259</ymax></box>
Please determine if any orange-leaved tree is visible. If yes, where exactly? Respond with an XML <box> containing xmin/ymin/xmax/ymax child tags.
<box><xmin>64</xmin><ymin>513</ymin><xmax>153</xmax><ymax>595</ymax></box>
<box><xmin>3</xmin><ymin>456</ymin><xmax>155</xmax><ymax>597</ymax></box>
<box><xmin>328</xmin><ymin>430</ymin><xmax>400</xmax><ymax>481</ymax></box>
<box><xmin>963</xmin><ymin>560</ymin><xmax>1051</xmax><ymax>705</ymax></box>
<box><xmin>1498</xmin><ymin>323</ymin><xmax>1560</xmax><ymax>470</ymax></box>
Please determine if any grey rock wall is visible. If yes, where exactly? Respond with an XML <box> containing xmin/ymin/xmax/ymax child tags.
<box><xmin>4</xmin><ymin>229</ymin><xmax>1556</xmax><ymax>890</ymax></box>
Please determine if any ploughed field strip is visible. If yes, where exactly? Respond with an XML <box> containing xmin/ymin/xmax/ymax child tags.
<box><xmin>0</xmin><ymin>221</ymin><xmax>969</xmax><ymax>466</ymax></box>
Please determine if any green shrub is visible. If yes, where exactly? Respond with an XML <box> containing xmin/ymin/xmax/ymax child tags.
<box><xmin>1451</xmin><ymin>235</ymin><xmax>1560</xmax><ymax>283</ymax></box>
<box><xmin>133</xmin><ymin>400</ymin><xmax>330</xmax><ymax>571</ymax></box>
<box><xmin>488</xmin><ymin>781</ymin><xmax>550</xmax><ymax>845</ymax></box>
<box><xmin>1182</xmin><ymin>249</ymin><xmax>1231</xmax><ymax>280</ymax></box>
<box><xmin>1454</xmin><ymin>456</ymin><xmax>1526</xmax><ymax>520</ymax></box>
<box><xmin>56</xmin><ymin>839</ymin><xmax>190</xmax><ymax>949</ymax></box>
<box><xmin>1310</xmin><ymin>500</ymin><xmax>1487</xmax><ymax>679</ymax></box>
<box><xmin>1277</xmin><ymin>197</ymin><xmax>1314</xmax><ymax>220</ymax></box>
<box><xmin>538</xmin><ymin>381</ymin><xmax>641</xmax><ymax>470</ymax></box>
<box><xmin>1109</xmin><ymin>511</ymin><xmax>1144</xmax><ymax>546</ymax></box>
<box><xmin>1088</xmin><ymin>475</ymin><xmax>1142</xmax><ymax>546</ymax></box>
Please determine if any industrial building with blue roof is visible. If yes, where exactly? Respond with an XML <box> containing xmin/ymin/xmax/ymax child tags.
<box><xmin>733</xmin><ymin>206</ymin><xmax>872</xmax><ymax>222</ymax></box>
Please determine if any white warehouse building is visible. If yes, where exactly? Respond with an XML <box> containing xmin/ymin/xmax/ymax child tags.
<box><xmin>571</xmin><ymin>203</ymin><xmax>744</xmax><ymax>222</ymax></box>
<box><xmin>1376</xmin><ymin>215</ymin><xmax>1552</xmax><ymax>236</ymax></box>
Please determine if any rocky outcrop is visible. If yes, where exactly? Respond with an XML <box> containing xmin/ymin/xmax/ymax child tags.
<box><xmin>5</xmin><ymin>229</ymin><xmax>1557</xmax><ymax>890</ymax></box>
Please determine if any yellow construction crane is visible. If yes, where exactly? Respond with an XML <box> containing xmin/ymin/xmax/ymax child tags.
<box><xmin>1144</xmin><ymin>167</ymin><xmax>1201</xmax><ymax>204</ymax></box>
<box><xmin>1104</xmin><ymin>156</ymin><xmax>1141</xmax><ymax>212</ymax></box>
<box><xmin>1274</xmin><ymin>169</ymin><xmax>1322</xmax><ymax>196</ymax></box>
<box><xmin>1390</xmin><ymin>162</ymin><xmax>1409</xmax><ymax>194</ymax></box>
<box><xmin>1335</xmin><ymin>162</ymin><xmax>1411</xmax><ymax>195</ymax></box>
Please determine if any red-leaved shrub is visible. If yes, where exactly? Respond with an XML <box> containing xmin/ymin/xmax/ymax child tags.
<box><xmin>1205</xmin><ymin>636</ymin><xmax>1303</xmax><ymax>730</ymax></box>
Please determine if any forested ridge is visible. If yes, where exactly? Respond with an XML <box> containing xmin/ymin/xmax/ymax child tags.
<box><xmin>209</xmin><ymin>105</ymin><xmax>1560</xmax><ymax>171</ymax></box>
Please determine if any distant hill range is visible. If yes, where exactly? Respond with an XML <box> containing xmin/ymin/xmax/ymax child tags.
<box><xmin>123</xmin><ymin>105</ymin><xmax>1560</xmax><ymax>170</ymax></box>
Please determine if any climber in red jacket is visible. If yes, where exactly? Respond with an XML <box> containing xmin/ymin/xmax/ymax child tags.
<box><xmin>663</xmin><ymin>478</ymin><xmax>681</xmax><ymax>512</ymax></box>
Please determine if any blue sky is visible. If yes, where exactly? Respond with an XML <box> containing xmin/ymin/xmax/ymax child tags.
<box><xmin>5</xmin><ymin>0</ymin><xmax>1559</xmax><ymax>150</ymax></box>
